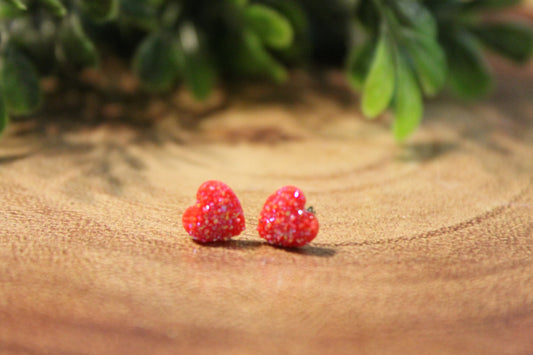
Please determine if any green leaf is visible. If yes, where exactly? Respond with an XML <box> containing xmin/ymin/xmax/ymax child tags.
<box><xmin>362</xmin><ymin>34</ymin><xmax>396</xmax><ymax>118</ymax></box>
<box><xmin>444</xmin><ymin>33</ymin><xmax>492</xmax><ymax>100</ymax></box>
<box><xmin>473</xmin><ymin>22</ymin><xmax>533</xmax><ymax>63</ymax></box>
<box><xmin>395</xmin><ymin>1</ymin><xmax>437</xmax><ymax>38</ymax></box>
<box><xmin>247</xmin><ymin>30</ymin><xmax>287</xmax><ymax>82</ymax></box>
<box><xmin>0</xmin><ymin>44</ymin><xmax>41</xmax><ymax>115</ymax></box>
<box><xmin>40</xmin><ymin>0</ymin><xmax>67</xmax><ymax>16</ymax></box>
<box><xmin>119</xmin><ymin>0</ymin><xmax>160</xmax><ymax>30</ymax></box>
<box><xmin>244</xmin><ymin>4</ymin><xmax>293</xmax><ymax>49</ymax></box>
<box><xmin>56</xmin><ymin>15</ymin><xmax>99</xmax><ymax>69</ymax></box>
<box><xmin>265</xmin><ymin>0</ymin><xmax>310</xmax><ymax>63</ymax></box>
<box><xmin>160</xmin><ymin>2</ymin><xmax>181</xmax><ymax>30</ymax></box>
<box><xmin>346</xmin><ymin>39</ymin><xmax>375</xmax><ymax>91</ymax></box>
<box><xmin>6</xmin><ymin>0</ymin><xmax>26</xmax><ymax>10</ymax></box>
<box><xmin>178</xmin><ymin>24</ymin><xmax>216</xmax><ymax>101</ymax></box>
<box><xmin>356</xmin><ymin>1</ymin><xmax>380</xmax><ymax>34</ymax></box>
<box><xmin>393</xmin><ymin>55</ymin><xmax>423</xmax><ymax>141</ymax></box>
<box><xmin>0</xmin><ymin>2</ymin><xmax>25</xmax><ymax>18</ymax></box>
<box><xmin>80</xmin><ymin>0</ymin><xmax>119</xmax><ymax>21</ymax></box>
<box><xmin>229</xmin><ymin>0</ymin><xmax>248</xmax><ymax>7</ymax></box>
<box><xmin>133</xmin><ymin>33</ymin><xmax>180</xmax><ymax>92</ymax></box>
<box><xmin>0</xmin><ymin>90</ymin><xmax>8</xmax><ymax>136</ymax></box>
<box><xmin>233</xmin><ymin>29</ymin><xmax>287</xmax><ymax>83</ymax></box>
<box><xmin>182</xmin><ymin>52</ymin><xmax>215</xmax><ymax>101</ymax></box>
<box><xmin>403</xmin><ymin>30</ymin><xmax>447</xmax><ymax>96</ymax></box>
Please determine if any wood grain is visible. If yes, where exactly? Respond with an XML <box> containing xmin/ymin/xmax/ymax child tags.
<box><xmin>1</xmin><ymin>58</ymin><xmax>533</xmax><ymax>354</ymax></box>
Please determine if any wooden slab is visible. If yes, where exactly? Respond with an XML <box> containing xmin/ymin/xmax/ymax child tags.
<box><xmin>1</xmin><ymin>58</ymin><xmax>533</xmax><ymax>354</ymax></box>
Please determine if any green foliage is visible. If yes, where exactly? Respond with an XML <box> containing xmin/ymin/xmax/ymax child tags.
<box><xmin>264</xmin><ymin>0</ymin><xmax>310</xmax><ymax>63</ymax></box>
<box><xmin>231</xmin><ymin>0</ymin><xmax>248</xmax><ymax>7</ymax></box>
<box><xmin>346</xmin><ymin>39</ymin><xmax>374</xmax><ymax>91</ymax></box>
<box><xmin>0</xmin><ymin>43</ymin><xmax>41</xmax><ymax>115</ymax></box>
<box><xmin>40</xmin><ymin>0</ymin><xmax>67</xmax><ymax>17</ymax></box>
<box><xmin>221</xmin><ymin>0</ymin><xmax>294</xmax><ymax>83</ymax></box>
<box><xmin>244</xmin><ymin>4</ymin><xmax>293</xmax><ymax>49</ymax></box>
<box><xmin>0</xmin><ymin>2</ymin><xmax>24</xmax><ymax>19</ymax></box>
<box><xmin>393</xmin><ymin>54</ymin><xmax>423</xmax><ymax>140</ymax></box>
<box><xmin>395</xmin><ymin>0</ymin><xmax>437</xmax><ymax>38</ymax></box>
<box><xmin>177</xmin><ymin>23</ymin><xmax>216</xmax><ymax>101</ymax></box>
<box><xmin>234</xmin><ymin>29</ymin><xmax>288</xmax><ymax>83</ymax></box>
<box><xmin>0</xmin><ymin>0</ymin><xmax>531</xmax><ymax>140</ymax></box>
<box><xmin>442</xmin><ymin>32</ymin><xmax>493</xmax><ymax>100</ymax></box>
<box><xmin>133</xmin><ymin>32</ymin><xmax>180</xmax><ymax>92</ymax></box>
<box><xmin>348</xmin><ymin>0</ymin><xmax>532</xmax><ymax>140</ymax></box>
<box><xmin>350</xmin><ymin>0</ymin><xmax>446</xmax><ymax>140</ymax></box>
<box><xmin>5</xmin><ymin>0</ymin><xmax>27</xmax><ymax>11</ymax></box>
<box><xmin>472</xmin><ymin>22</ymin><xmax>533</xmax><ymax>63</ymax></box>
<box><xmin>56</xmin><ymin>14</ymin><xmax>99</xmax><ymax>69</ymax></box>
<box><xmin>0</xmin><ymin>88</ymin><xmax>7</xmax><ymax>136</ymax></box>
<box><xmin>403</xmin><ymin>30</ymin><xmax>446</xmax><ymax>97</ymax></box>
<box><xmin>80</xmin><ymin>0</ymin><xmax>119</xmax><ymax>21</ymax></box>
<box><xmin>361</xmin><ymin>33</ymin><xmax>395</xmax><ymax>119</ymax></box>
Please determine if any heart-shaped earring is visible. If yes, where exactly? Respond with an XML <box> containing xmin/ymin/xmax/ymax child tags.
<box><xmin>257</xmin><ymin>186</ymin><xmax>319</xmax><ymax>247</ymax></box>
<box><xmin>182</xmin><ymin>180</ymin><xmax>245</xmax><ymax>243</ymax></box>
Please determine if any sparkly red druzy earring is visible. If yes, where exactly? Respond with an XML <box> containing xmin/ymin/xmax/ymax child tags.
<box><xmin>257</xmin><ymin>186</ymin><xmax>319</xmax><ymax>247</ymax></box>
<box><xmin>182</xmin><ymin>180</ymin><xmax>245</xmax><ymax>243</ymax></box>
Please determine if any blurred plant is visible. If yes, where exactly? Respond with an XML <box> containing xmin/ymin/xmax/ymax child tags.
<box><xmin>347</xmin><ymin>0</ymin><xmax>533</xmax><ymax>140</ymax></box>
<box><xmin>0</xmin><ymin>0</ymin><xmax>532</xmax><ymax>140</ymax></box>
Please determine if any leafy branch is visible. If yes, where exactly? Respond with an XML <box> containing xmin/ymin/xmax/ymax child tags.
<box><xmin>0</xmin><ymin>0</ymin><xmax>532</xmax><ymax>140</ymax></box>
<box><xmin>347</xmin><ymin>0</ymin><xmax>532</xmax><ymax>140</ymax></box>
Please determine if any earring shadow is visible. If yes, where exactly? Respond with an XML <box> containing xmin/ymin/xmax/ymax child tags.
<box><xmin>193</xmin><ymin>239</ymin><xmax>336</xmax><ymax>257</ymax></box>
<box><xmin>272</xmin><ymin>244</ymin><xmax>336</xmax><ymax>258</ymax></box>
<box><xmin>193</xmin><ymin>239</ymin><xmax>263</xmax><ymax>250</ymax></box>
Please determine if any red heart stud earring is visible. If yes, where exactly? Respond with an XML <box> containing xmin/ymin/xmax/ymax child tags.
<box><xmin>257</xmin><ymin>186</ymin><xmax>319</xmax><ymax>247</ymax></box>
<box><xmin>182</xmin><ymin>180</ymin><xmax>245</xmax><ymax>243</ymax></box>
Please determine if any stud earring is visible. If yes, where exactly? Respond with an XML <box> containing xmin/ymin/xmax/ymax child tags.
<box><xmin>182</xmin><ymin>180</ymin><xmax>245</xmax><ymax>243</ymax></box>
<box><xmin>257</xmin><ymin>185</ymin><xmax>319</xmax><ymax>247</ymax></box>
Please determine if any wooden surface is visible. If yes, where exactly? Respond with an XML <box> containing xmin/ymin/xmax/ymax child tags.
<box><xmin>1</xmin><ymin>57</ymin><xmax>533</xmax><ymax>354</ymax></box>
